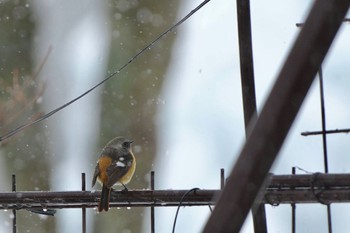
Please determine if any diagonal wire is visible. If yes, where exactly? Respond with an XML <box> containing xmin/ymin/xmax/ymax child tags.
<box><xmin>0</xmin><ymin>0</ymin><xmax>211</xmax><ymax>142</ymax></box>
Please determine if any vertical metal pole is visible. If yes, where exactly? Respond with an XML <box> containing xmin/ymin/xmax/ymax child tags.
<box><xmin>318</xmin><ymin>67</ymin><xmax>332</xmax><ymax>233</ymax></box>
<box><xmin>291</xmin><ymin>167</ymin><xmax>296</xmax><ymax>233</ymax></box>
<box><xmin>252</xmin><ymin>204</ymin><xmax>267</xmax><ymax>233</ymax></box>
<box><xmin>12</xmin><ymin>174</ymin><xmax>16</xmax><ymax>233</ymax></box>
<box><xmin>326</xmin><ymin>206</ymin><xmax>332</xmax><ymax>233</ymax></box>
<box><xmin>220</xmin><ymin>169</ymin><xmax>225</xmax><ymax>190</ymax></box>
<box><xmin>236</xmin><ymin>0</ymin><xmax>266</xmax><ymax>232</ymax></box>
<box><xmin>82</xmin><ymin>173</ymin><xmax>86</xmax><ymax>233</ymax></box>
<box><xmin>151</xmin><ymin>171</ymin><xmax>155</xmax><ymax>233</ymax></box>
<box><xmin>319</xmin><ymin>67</ymin><xmax>329</xmax><ymax>173</ymax></box>
<box><xmin>237</xmin><ymin>0</ymin><xmax>257</xmax><ymax>129</ymax></box>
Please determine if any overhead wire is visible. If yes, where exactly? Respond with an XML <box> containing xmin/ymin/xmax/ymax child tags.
<box><xmin>0</xmin><ymin>0</ymin><xmax>211</xmax><ymax>142</ymax></box>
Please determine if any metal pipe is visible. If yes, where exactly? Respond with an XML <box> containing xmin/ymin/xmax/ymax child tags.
<box><xmin>12</xmin><ymin>174</ymin><xmax>16</xmax><ymax>233</ymax></box>
<box><xmin>151</xmin><ymin>171</ymin><xmax>155</xmax><ymax>233</ymax></box>
<box><xmin>2</xmin><ymin>173</ymin><xmax>350</xmax><ymax>209</ymax></box>
<box><xmin>81</xmin><ymin>173</ymin><xmax>86</xmax><ymax>233</ymax></box>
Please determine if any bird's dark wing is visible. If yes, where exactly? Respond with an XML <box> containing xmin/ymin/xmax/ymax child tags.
<box><xmin>91</xmin><ymin>163</ymin><xmax>100</xmax><ymax>187</ymax></box>
<box><xmin>106</xmin><ymin>161</ymin><xmax>130</xmax><ymax>188</ymax></box>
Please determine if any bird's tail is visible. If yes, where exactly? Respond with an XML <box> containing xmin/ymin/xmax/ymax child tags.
<box><xmin>98</xmin><ymin>185</ymin><xmax>111</xmax><ymax>212</ymax></box>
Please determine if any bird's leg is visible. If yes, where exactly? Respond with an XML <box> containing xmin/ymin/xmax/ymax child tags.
<box><xmin>120</xmin><ymin>183</ymin><xmax>132</xmax><ymax>205</ymax></box>
<box><xmin>121</xmin><ymin>183</ymin><xmax>128</xmax><ymax>193</ymax></box>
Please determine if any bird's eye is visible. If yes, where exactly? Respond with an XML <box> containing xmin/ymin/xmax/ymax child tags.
<box><xmin>122</xmin><ymin>142</ymin><xmax>130</xmax><ymax>148</ymax></box>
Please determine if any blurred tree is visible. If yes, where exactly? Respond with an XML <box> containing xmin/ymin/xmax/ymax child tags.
<box><xmin>0</xmin><ymin>0</ymin><xmax>54</xmax><ymax>232</ymax></box>
<box><xmin>96</xmin><ymin>1</ymin><xmax>181</xmax><ymax>232</ymax></box>
<box><xmin>0</xmin><ymin>0</ymin><xmax>33</xmax><ymax>78</ymax></box>
<box><xmin>0</xmin><ymin>0</ymin><xmax>181</xmax><ymax>232</ymax></box>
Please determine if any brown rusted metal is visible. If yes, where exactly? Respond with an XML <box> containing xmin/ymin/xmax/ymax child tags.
<box><xmin>1</xmin><ymin>174</ymin><xmax>350</xmax><ymax>210</ymax></box>
<box><xmin>236</xmin><ymin>0</ymin><xmax>267</xmax><ymax>231</ymax></box>
<box><xmin>237</xmin><ymin>0</ymin><xmax>257</xmax><ymax>129</ymax></box>
<box><xmin>0</xmin><ymin>189</ymin><xmax>218</xmax><ymax>210</ymax></box>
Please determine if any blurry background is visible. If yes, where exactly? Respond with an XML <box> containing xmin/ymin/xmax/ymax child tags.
<box><xmin>0</xmin><ymin>0</ymin><xmax>350</xmax><ymax>232</ymax></box>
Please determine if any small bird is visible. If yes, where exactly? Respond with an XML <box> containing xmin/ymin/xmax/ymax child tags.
<box><xmin>92</xmin><ymin>136</ymin><xmax>136</xmax><ymax>212</ymax></box>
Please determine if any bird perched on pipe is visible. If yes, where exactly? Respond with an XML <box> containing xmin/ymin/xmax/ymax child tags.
<box><xmin>92</xmin><ymin>136</ymin><xmax>136</xmax><ymax>212</ymax></box>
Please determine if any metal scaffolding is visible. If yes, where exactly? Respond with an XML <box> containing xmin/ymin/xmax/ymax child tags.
<box><xmin>203</xmin><ymin>1</ymin><xmax>350</xmax><ymax>233</ymax></box>
<box><xmin>3</xmin><ymin>173</ymin><xmax>350</xmax><ymax>210</ymax></box>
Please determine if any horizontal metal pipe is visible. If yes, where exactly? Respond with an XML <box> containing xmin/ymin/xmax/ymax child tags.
<box><xmin>1</xmin><ymin>174</ymin><xmax>350</xmax><ymax>210</ymax></box>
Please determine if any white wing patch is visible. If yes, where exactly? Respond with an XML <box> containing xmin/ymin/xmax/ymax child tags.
<box><xmin>116</xmin><ymin>161</ymin><xmax>126</xmax><ymax>167</ymax></box>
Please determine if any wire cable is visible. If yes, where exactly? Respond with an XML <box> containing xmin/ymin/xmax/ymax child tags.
<box><xmin>0</xmin><ymin>0</ymin><xmax>211</xmax><ymax>142</ymax></box>
<box><xmin>172</xmin><ymin>188</ymin><xmax>200</xmax><ymax>233</ymax></box>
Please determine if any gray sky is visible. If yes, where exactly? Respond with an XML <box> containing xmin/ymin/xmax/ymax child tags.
<box><xmin>155</xmin><ymin>0</ymin><xmax>350</xmax><ymax>232</ymax></box>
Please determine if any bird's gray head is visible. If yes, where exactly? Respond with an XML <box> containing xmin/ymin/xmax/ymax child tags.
<box><xmin>106</xmin><ymin>136</ymin><xmax>133</xmax><ymax>150</ymax></box>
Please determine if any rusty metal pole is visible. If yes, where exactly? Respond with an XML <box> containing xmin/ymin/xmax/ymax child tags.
<box><xmin>202</xmin><ymin>1</ymin><xmax>350</xmax><ymax>232</ymax></box>
<box><xmin>237</xmin><ymin>0</ymin><xmax>257</xmax><ymax>129</ymax></box>
<box><xmin>81</xmin><ymin>173</ymin><xmax>86</xmax><ymax>233</ymax></box>
<box><xmin>12</xmin><ymin>174</ymin><xmax>16</xmax><ymax>233</ymax></box>
<box><xmin>151</xmin><ymin>171</ymin><xmax>155</xmax><ymax>233</ymax></box>
<box><xmin>236</xmin><ymin>0</ymin><xmax>267</xmax><ymax>232</ymax></box>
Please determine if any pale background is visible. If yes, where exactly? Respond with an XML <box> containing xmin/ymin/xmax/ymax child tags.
<box><xmin>1</xmin><ymin>0</ymin><xmax>350</xmax><ymax>232</ymax></box>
